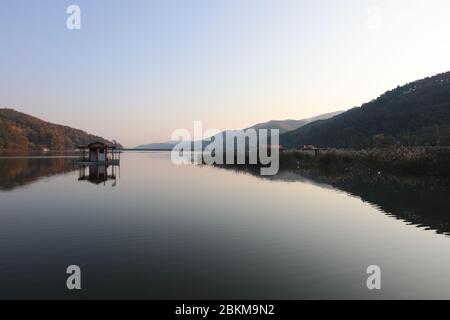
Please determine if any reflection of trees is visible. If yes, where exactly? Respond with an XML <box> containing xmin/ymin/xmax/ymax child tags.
<box><xmin>0</xmin><ymin>158</ymin><xmax>76</xmax><ymax>191</ymax></box>
<box><xmin>297</xmin><ymin>170</ymin><xmax>450</xmax><ymax>235</ymax></box>
<box><xmin>214</xmin><ymin>164</ymin><xmax>450</xmax><ymax>236</ymax></box>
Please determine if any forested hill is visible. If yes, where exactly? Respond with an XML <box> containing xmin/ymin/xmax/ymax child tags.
<box><xmin>280</xmin><ymin>72</ymin><xmax>450</xmax><ymax>149</ymax></box>
<box><xmin>0</xmin><ymin>108</ymin><xmax>118</xmax><ymax>150</ymax></box>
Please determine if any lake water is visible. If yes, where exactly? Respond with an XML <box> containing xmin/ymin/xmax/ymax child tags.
<box><xmin>1</xmin><ymin>152</ymin><xmax>450</xmax><ymax>299</ymax></box>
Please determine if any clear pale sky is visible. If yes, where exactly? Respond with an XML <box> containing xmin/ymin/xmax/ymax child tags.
<box><xmin>1</xmin><ymin>0</ymin><xmax>450</xmax><ymax>147</ymax></box>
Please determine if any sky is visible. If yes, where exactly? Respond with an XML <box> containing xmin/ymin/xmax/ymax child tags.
<box><xmin>1</xmin><ymin>0</ymin><xmax>450</xmax><ymax>147</ymax></box>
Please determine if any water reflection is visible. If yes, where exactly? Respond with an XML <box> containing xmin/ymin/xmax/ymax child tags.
<box><xmin>214</xmin><ymin>165</ymin><xmax>450</xmax><ymax>236</ymax></box>
<box><xmin>1</xmin><ymin>154</ymin><xmax>449</xmax><ymax>237</ymax></box>
<box><xmin>0</xmin><ymin>157</ymin><xmax>76</xmax><ymax>191</ymax></box>
<box><xmin>1</xmin><ymin>152</ymin><xmax>450</xmax><ymax>299</ymax></box>
<box><xmin>78</xmin><ymin>165</ymin><xmax>119</xmax><ymax>186</ymax></box>
<box><xmin>0</xmin><ymin>156</ymin><xmax>120</xmax><ymax>190</ymax></box>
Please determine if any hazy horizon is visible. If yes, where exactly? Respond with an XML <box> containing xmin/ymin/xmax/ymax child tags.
<box><xmin>2</xmin><ymin>0</ymin><xmax>450</xmax><ymax>146</ymax></box>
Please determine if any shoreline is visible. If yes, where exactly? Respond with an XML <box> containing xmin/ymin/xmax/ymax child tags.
<box><xmin>214</xmin><ymin>146</ymin><xmax>450</xmax><ymax>178</ymax></box>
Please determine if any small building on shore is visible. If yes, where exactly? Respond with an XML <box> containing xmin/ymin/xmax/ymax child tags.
<box><xmin>302</xmin><ymin>145</ymin><xmax>317</xmax><ymax>151</ymax></box>
<box><xmin>302</xmin><ymin>145</ymin><xmax>325</xmax><ymax>157</ymax></box>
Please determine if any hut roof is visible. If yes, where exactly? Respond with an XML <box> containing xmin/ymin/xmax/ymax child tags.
<box><xmin>78</xmin><ymin>141</ymin><xmax>117</xmax><ymax>149</ymax></box>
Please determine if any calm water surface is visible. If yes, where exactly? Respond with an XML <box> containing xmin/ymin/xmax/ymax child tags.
<box><xmin>1</xmin><ymin>152</ymin><xmax>450</xmax><ymax>299</ymax></box>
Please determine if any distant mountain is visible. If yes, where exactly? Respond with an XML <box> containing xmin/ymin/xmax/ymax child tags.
<box><xmin>248</xmin><ymin>111</ymin><xmax>343</xmax><ymax>134</ymax></box>
<box><xmin>208</xmin><ymin>111</ymin><xmax>344</xmax><ymax>150</ymax></box>
<box><xmin>304</xmin><ymin>111</ymin><xmax>348</xmax><ymax>124</ymax></box>
<box><xmin>249</xmin><ymin>119</ymin><xmax>308</xmax><ymax>134</ymax></box>
<box><xmin>135</xmin><ymin>141</ymin><xmax>178</xmax><ymax>150</ymax></box>
<box><xmin>0</xmin><ymin>108</ymin><xmax>119</xmax><ymax>150</ymax></box>
<box><xmin>135</xmin><ymin>111</ymin><xmax>343</xmax><ymax>150</ymax></box>
<box><xmin>281</xmin><ymin>72</ymin><xmax>450</xmax><ymax>149</ymax></box>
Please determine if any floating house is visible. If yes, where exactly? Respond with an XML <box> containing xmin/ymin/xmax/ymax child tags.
<box><xmin>76</xmin><ymin>141</ymin><xmax>120</xmax><ymax>165</ymax></box>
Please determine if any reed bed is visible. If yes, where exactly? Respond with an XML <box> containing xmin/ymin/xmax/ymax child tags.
<box><xmin>281</xmin><ymin>147</ymin><xmax>450</xmax><ymax>177</ymax></box>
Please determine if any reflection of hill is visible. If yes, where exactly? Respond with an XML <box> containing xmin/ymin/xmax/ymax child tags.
<box><xmin>298</xmin><ymin>171</ymin><xmax>450</xmax><ymax>235</ymax></box>
<box><xmin>215</xmin><ymin>165</ymin><xmax>450</xmax><ymax>236</ymax></box>
<box><xmin>0</xmin><ymin>157</ymin><xmax>76</xmax><ymax>191</ymax></box>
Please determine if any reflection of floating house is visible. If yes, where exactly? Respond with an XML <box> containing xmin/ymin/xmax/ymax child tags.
<box><xmin>76</xmin><ymin>141</ymin><xmax>120</xmax><ymax>165</ymax></box>
<box><xmin>78</xmin><ymin>165</ymin><xmax>118</xmax><ymax>187</ymax></box>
